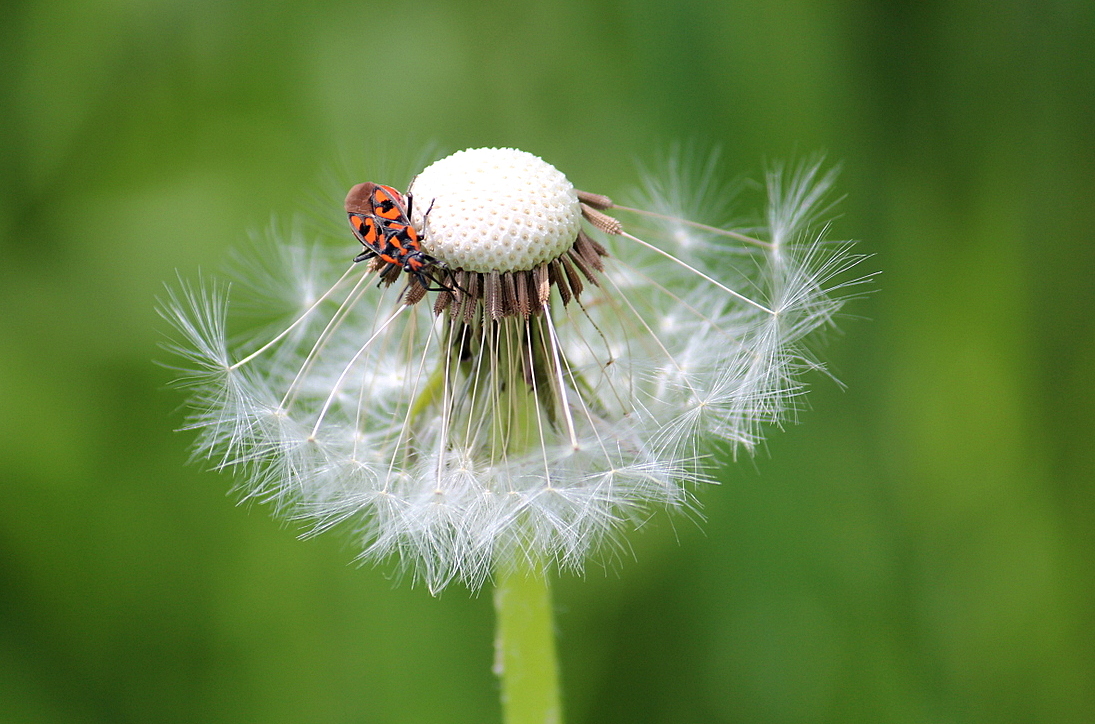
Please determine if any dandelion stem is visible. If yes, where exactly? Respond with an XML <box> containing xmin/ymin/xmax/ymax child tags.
<box><xmin>485</xmin><ymin>315</ymin><xmax>564</xmax><ymax>723</ymax></box>
<box><xmin>494</xmin><ymin>559</ymin><xmax>563</xmax><ymax>724</ymax></box>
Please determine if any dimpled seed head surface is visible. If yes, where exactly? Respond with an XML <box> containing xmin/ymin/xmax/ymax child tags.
<box><xmin>408</xmin><ymin>148</ymin><xmax>582</xmax><ymax>273</ymax></box>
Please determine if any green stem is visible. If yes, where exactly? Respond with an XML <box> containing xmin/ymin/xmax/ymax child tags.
<box><xmin>494</xmin><ymin>559</ymin><xmax>562</xmax><ymax>724</ymax></box>
<box><xmin>445</xmin><ymin>315</ymin><xmax>563</xmax><ymax>723</ymax></box>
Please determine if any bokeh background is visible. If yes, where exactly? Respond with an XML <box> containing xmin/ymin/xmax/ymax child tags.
<box><xmin>3</xmin><ymin>0</ymin><xmax>1093</xmax><ymax>722</ymax></box>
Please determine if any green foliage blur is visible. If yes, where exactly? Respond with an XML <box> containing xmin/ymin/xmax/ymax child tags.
<box><xmin>2</xmin><ymin>1</ymin><xmax>1093</xmax><ymax>722</ymax></box>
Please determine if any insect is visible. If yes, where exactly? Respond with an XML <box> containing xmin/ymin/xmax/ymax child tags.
<box><xmin>344</xmin><ymin>182</ymin><xmax>451</xmax><ymax>292</ymax></box>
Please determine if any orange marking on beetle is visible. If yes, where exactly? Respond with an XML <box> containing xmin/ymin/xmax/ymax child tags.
<box><xmin>370</xmin><ymin>185</ymin><xmax>405</xmax><ymax>220</ymax></box>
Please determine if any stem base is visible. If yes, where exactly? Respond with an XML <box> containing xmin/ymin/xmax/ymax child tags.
<box><xmin>493</xmin><ymin>562</ymin><xmax>562</xmax><ymax>724</ymax></box>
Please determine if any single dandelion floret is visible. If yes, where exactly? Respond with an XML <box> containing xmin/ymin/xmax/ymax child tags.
<box><xmin>162</xmin><ymin>147</ymin><xmax>864</xmax><ymax>593</ymax></box>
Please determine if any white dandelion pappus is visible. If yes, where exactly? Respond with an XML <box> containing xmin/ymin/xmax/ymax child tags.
<box><xmin>162</xmin><ymin>147</ymin><xmax>864</xmax><ymax>593</ymax></box>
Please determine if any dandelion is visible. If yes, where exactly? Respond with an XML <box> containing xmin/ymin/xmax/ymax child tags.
<box><xmin>162</xmin><ymin>146</ymin><xmax>864</xmax><ymax>724</ymax></box>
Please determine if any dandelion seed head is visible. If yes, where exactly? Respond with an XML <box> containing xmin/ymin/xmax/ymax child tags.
<box><xmin>409</xmin><ymin>148</ymin><xmax>582</xmax><ymax>273</ymax></box>
<box><xmin>162</xmin><ymin>148</ymin><xmax>866</xmax><ymax>592</ymax></box>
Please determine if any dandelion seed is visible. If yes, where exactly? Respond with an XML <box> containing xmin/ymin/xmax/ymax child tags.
<box><xmin>162</xmin><ymin>147</ymin><xmax>865</xmax><ymax>594</ymax></box>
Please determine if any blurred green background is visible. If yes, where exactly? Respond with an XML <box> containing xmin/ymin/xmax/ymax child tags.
<box><xmin>2</xmin><ymin>0</ymin><xmax>1093</xmax><ymax>722</ymax></box>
